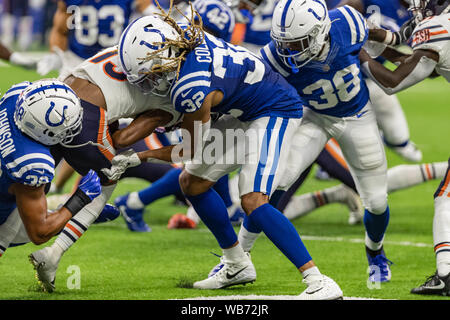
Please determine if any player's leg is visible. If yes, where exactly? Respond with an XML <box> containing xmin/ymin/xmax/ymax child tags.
<box><xmin>0</xmin><ymin>208</ymin><xmax>30</xmax><ymax>258</ymax></box>
<box><xmin>411</xmin><ymin>161</ymin><xmax>450</xmax><ymax>296</ymax></box>
<box><xmin>238</xmin><ymin>109</ymin><xmax>329</xmax><ymax>254</ymax></box>
<box><xmin>180</xmin><ymin>116</ymin><xmax>254</xmax><ymax>288</ymax></box>
<box><xmin>336</xmin><ymin>103</ymin><xmax>392</xmax><ymax>282</ymax></box>
<box><xmin>366</xmin><ymin>78</ymin><xmax>422</xmax><ymax>162</ymax></box>
<box><xmin>387</xmin><ymin>162</ymin><xmax>449</xmax><ymax>192</ymax></box>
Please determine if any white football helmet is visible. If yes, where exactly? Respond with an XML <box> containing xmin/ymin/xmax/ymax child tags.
<box><xmin>271</xmin><ymin>0</ymin><xmax>331</xmax><ymax>69</ymax></box>
<box><xmin>118</xmin><ymin>15</ymin><xmax>180</xmax><ymax>96</ymax></box>
<box><xmin>14</xmin><ymin>80</ymin><xmax>83</xmax><ymax>146</ymax></box>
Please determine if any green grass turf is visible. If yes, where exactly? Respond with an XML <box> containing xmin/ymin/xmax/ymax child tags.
<box><xmin>0</xmin><ymin>63</ymin><xmax>449</xmax><ymax>300</ymax></box>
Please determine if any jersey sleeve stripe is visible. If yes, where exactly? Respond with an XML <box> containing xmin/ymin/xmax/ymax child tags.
<box><xmin>342</xmin><ymin>6</ymin><xmax>363</xmax><ymax>44</ymax></box>
<box><xmin>260</xmin><ymin>44</ymin><xmax>291</xmax><ymax>77</ymax></box>
<box><xmin>10</xmin><ymin>163</ymin><xmax>55</xmax><ymax>179</ymax></box>
<box><xmin>5</xmin><ymin>153</ymin><xmax>55</xmax><ymax>170</ymax></box>
<box><xmin>338</xmin><ymin>7</ymin><xmax>358</xmax><ymax>45</ymax></box>
<box><xmin>170</xmin><ymin>71</ymin><xmax>211</xmax><ymax>98</ymax></box>
<box><xmin>171</xmin><ymin>80</ymin><xmax>211</xmax><ymax>104</ymax></box>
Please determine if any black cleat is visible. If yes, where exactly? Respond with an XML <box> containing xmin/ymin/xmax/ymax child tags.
<box><xmin>411</xmin><ymin>271</ymin><xmax>450</xmax><ymax>296</ymax></box>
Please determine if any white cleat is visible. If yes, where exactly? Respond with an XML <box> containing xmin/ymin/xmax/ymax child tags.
<box><xmin>29</xmin><ymin>247</ymin><xmax>61</xmax><ymax>293</ymax></box>
<box><xmin>343</xmin><ymin>186</ymin><xmax>364</xmax><ymax>225</ymax></box>
<box><xmin>298</xmin><ymin>274</ymin><xmax>343</xmax><ymax>300</ymax></box>
<box><xmin>194</xmin><ymin>256</ymin><xmax>256</xmax><ymax>289</ymax></box>
<box><xmin>392</xmin><ymin>141</ymin><xmax>423</xmax><ymax>162</ymax></box>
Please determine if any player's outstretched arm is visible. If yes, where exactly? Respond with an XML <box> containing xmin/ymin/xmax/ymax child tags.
<box><xmin>111</xmin><ymin>109</ymin><xmax>174</xmax><ymax>149</ymax></box>
<box><xmin>37</xmin><ymin>1</ymin><xmax>70</xmax><ymax>75</ymax></box>
<box><xmin>359</xmin><ymin>48</ymin><xmax>439</xmax><ymax>95</ymax></box>
<box><xmin>11</xmin><ymin>170</ymin><xmax>102</xmax><ymax>245</ymax></box>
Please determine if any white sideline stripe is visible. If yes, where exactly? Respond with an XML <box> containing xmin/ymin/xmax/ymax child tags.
<box><xmin>175</xmin><ymin>295</ymin><xmax>387</xmax><ymax>300</ymax></box>
<box><xmin>197</xmin><ymin>230</ymin><xmax>433</xmax><ymax>248</ymax></box>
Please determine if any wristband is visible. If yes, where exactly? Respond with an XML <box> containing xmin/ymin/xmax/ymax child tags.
<box><xmin>63</xmin><ymin>188</ymin><xmax>92</xmax><ymax>216</ymax></box>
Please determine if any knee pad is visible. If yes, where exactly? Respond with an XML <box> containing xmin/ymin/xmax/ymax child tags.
<box><xmin>364</xmin><ymin>193</ymin><xmax>388</xmax><ymax>215</ymax></box>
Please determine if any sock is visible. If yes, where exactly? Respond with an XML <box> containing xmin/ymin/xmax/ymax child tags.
<box><xmin>238</xmin><ymin>224</ymin><xmax>261</xmax><ymax>252</ymax></box>
<box><xmin>364</xmin><ymin>207</ymin><xmax>390</xmax><ymax>252</ymax></box>
<box><xmin>283</xmin><ymin>184</ymin><xmax>353</xmax><ymax>221</ymax></box>
<box><xmin>53</xmin><ymin>185</ymin><xmax>115</xmax><ymax>254</ymax></box>
<box><xmin>126</xmin><ymin>192</ymin><xmax>144</xmax><ymax>210</ymax></box>
<box><xmin>387</xmin><ymin>162</ymin><xmax>448</xmax><ymax>193</ymax></box>
<box><xmin>433</xmin><ymin>196</ymin><xmax>450</xmax><ymax>277</ymax></box>
<box><xmin>186</xmin><ymin>189</ymin><xmax>237</xmax><ymax>249</ymax></box>
<box><xmin>222</xmin><ymin>244</ymin><xmax>248</xmax><ymax>264</ymax></box>
<box><xmin>137</xmin><ymin>168</ymin><xmax>182</xmax><ymax>206</ymax></box>
<box><xmin>301</xmin><ymin>266</ymin><xmax>321</xmax><ymax>279</ymax></box>
<box><xmin>248</xmin><ymin>203</ymin><xmax>312</xmax><ymax>269</ymax></box>
<box><xmin>213</xmin><ymin>175</ymin><xmax>233</xmax><ymax>208</ymax></box>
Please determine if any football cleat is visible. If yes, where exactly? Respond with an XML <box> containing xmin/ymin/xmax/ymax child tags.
<box><xmin>208</xmin><ymin>251</ymin><xmax>252</xmax><ymax>278</ymax></box>
<box><xmin>366</xmin><ymin>248</ymin><xmax>393</xmax><ymax>282</ymax></box>
<box><xmin>391</xmin><ymin>141</ymin><xmax>423</xmax><ymax>163</ymax></box>
<box><xmin>298</xmin><ymin>274</ymin><xmax>343</xmax><ymax>300</ymax></box>
<box><xmin>114</xmin><ymin>194</ymin><xmax>151</xmax><ymax>232</ymax></box>
<box><xmin>29</xmin><ymin>247</ymin><xmax>61</xmax><ymax>293</ymax></box>
<box><xmin>411</xmin><ymin>271</ymin><xmax>450</xmax><ymax>296</ymax></box>
<box><xmin>93</xmin><ymin>204</ymin><xmax>121</xmax><ymax>224</ymax></box>
<box><xmin>167</xmin><ymin>213</ymin><xmax>197</xmax><ymax>229</ymax></box>
<box><xmin>194</xmin><ymin>255</ymin><xmax>256</xmax><ymax>289</ymax></box>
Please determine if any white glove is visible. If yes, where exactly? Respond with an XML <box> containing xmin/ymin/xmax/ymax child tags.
<box><xmin>9</xmin><ymin>52</ymin><xmax>37</xmax><ymax>69</ymax></box>
<box><xmin>37</xmin><ymin>51</ymin><xmax>63</xmax><ymax>75</ymax></box>
<box><xmin>101</xmin><ymin>149</ymin><xmax>142</xmax><ymax>181</ymax></box>
<box><xmin>363</xmin><ymin>40</ymin><xmax>387</xmax><ymax>59</ymax></box>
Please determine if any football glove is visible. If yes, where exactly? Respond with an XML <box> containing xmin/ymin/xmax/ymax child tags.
<box><xmin>9</xmin><ymin>52</ymin><xmax>37</xmax><ymax>69</ymax></box>
<box><xmin>101</xmin><ymin>149</ymin><xmax>142</xmax><ymax>181</ymax></box>
<box><xmin>37</xmin><ymin>50</ymin><xmax>63</xmax><ymax>75</ymax></box>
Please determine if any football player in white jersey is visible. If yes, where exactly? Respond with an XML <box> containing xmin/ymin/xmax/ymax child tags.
<box><xmin>28</xmin><ymin>46</ymin><xmax>182</xmax><ymax>293</ymax></box>
<box><xmin>359</xmin><ymin>0</ymin><xmax>450</xmax><ymax>295</ymax></box>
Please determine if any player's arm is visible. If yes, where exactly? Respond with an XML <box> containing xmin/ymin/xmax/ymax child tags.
<box><xmin>111</xmin><ymin>109</ymin><xmax>174</xmax><ymax>149</ymax></box>
<box><xmin>11</xmin><ymin>183</ymin><xmax>73</xmax><ymax>245</ymax></box>
<box><xmin>37</xmin><ymin>1</ymin><xmax>70</xmax><ymax>75</ymax></box>
<box><xmin>49</xmin><ymin>1</ymin><xmax>70</xmax><ymax>52</ymax></box>
<box><xmin>359</xmin><ymin>48</ymin><xmax>439</xmax><ymax>94</ymax></box>
<box><xmin>135</xmin><ymin>0</ymin><xmax>152</xmax><ymax>13</ymax></box>
<box><xmin>101</xmin><ymin>90</ymin><xmax>223</xmax><ymax>181</ymax></box>
<box><xmin>9</xmin><ymin>170</ymin><xmax>101</xmax><ymax>245</ymax></box>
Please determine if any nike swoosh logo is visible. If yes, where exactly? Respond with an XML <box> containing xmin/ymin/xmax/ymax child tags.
<box><xmin>356</xmin><ymin>110</ymin><xmax>368</xmax><ymax>118</ymax></box>
<box><xmin>306</xmin><ymin>287</ymin><xmax>323</xmax><ymax>295</ymax></box>
<box><xmin>181</xmin><ymin>89</ymin><xmax>193</xmax><ymax>98</ymax></box>
<box><xmin>34</xmin><ymin>170</ymin><xmax>45</xmax><ymax>175</ymax></box>
<box><xmin>426</xmin><ymin>280</ymin><xmax>445</xmax><ymax>290</ymax></box>
<box><xmin>85</xmin><ymin>191</ymin><xmax>98</xmax><ymax>196</ymax></box>
<box><xmin>226</xmin><ymin>266</ymin><xmax>248</xmax><ymax>279</ymax></box>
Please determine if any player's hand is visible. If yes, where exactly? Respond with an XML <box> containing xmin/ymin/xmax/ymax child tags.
<box><xmin>9</xmin><ymin>52</ymin><xmax>37</xmax><ymax>69</ymax></box>
<box><xmin>77</xmin><ymin>170</ymin><xmax>102</xmax><ymax>201</ymax></box>
<box><xmin>37</xmin><ymin>52</ymin><xmax>63</xmax><ymax>76</ymax></box>
<box><xmin>101</xmin><ymin>149</ymin><xmax>142</xmax><ymax>181</ymax></box>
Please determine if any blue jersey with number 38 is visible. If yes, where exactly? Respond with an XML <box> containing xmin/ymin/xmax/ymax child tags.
<box><xmin>170</xmin><ymin>32</ymin><xmax>303</xmax><ymax>122</ymax></box>
<box><xmin>0</xmin><ymin>83</ymin><xmax>55</xmax><ymax>224</ymax></box>
<box><xmin>261</xmin><ymin>6</ymin><xmax>370</xmax><ymax>117</ymax></box>
<box><xmin>64</xmin><ymin>0</ymin><xmax>134</xmax><ymax>59</ymax></box>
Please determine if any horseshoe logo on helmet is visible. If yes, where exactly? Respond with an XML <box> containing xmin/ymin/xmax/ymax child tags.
<box><xmin>45</xmin><ymin>101</ymin><xmax>67</xmax><ymax>127</ymax></box>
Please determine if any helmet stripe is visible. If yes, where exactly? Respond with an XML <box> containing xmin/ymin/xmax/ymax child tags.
<box><xmin>280</xmin><ymin>0</ymin><xmax>294</xmax><ymax>32</ymax></box>
<box><xmin>118</xmin><ymin>16</ymin><xmax>145</xmax><ymax>73</ymax></box>
<box><xmin>24</xmin><ymin>84</ymin><xmax>75</xmax><ymax>100</ymax></box>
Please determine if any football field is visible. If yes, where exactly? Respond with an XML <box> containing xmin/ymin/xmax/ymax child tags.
<box><xmin>0</xmin><ymin>63</ymin><xmax>449</xmax><ymax>301</ymax></box>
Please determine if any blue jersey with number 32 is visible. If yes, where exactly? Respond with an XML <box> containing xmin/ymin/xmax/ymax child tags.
<box><xmin>260</xmin><ymin>6</ymin><xmax>370</xmax><ymax>117</ymax></box>
<box><xmin>170</xmin><ymin>32</ymin><xmax>303</xmax><ymax>122</ymax></box>
<box><xmin>64</xmin><ymin>0</ymin><xmax>134</xmax><ymax>59</ymax></box>
<box><xmin>0</xmin><ymin>83</ymin><xmax>55</xmax><ymax>224</ymax></box>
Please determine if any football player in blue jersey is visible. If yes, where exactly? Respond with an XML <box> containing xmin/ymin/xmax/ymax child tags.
<box><xmin>37</xmin><ymin>0</ymin><xmax>153</xmax><ymax>78</ymax></box>
<box><xmin>0</xmin><ymin>80</ymin><xmax>102</xmax><ymax>262</ymax></box>
<box><xmin>105</xmin><ymin>8</ymin><xmax>343</xmax><ymax>299</ymax></box>
<box><xmin>252</xmin><ymin>0</ymin><xmax>393</xmax><ymax>283</ymax></box>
